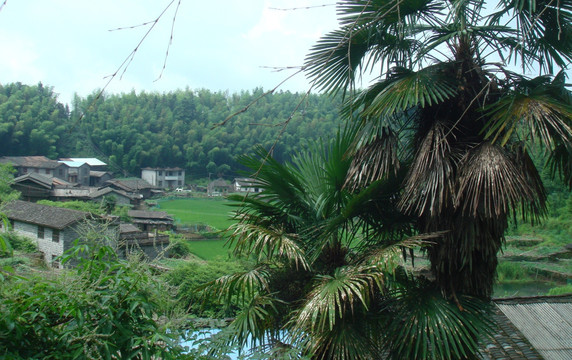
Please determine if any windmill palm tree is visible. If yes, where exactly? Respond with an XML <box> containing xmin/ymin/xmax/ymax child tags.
<box><xmin>305</xmin><ymin>0</ymin><xmax>572</xmax><ymax>299</ymax></box>
<box><xmin>202</xmin><ymin>128</ymin><xmax>493</xmax><ymax>359</ymax></box>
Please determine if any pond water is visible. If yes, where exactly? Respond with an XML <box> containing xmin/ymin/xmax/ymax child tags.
<box><xmin>493</xmin><ymin>281</ymin><xmax>559</xmax><ymax>298</ymax></box>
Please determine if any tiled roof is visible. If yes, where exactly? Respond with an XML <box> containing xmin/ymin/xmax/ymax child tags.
<box><xmin>89</xmin><ymin>187</ymin><xmax>135</xmax><ymax>200</ymax></box>
<box><xmin>3</xmin><ymin>200</ymin><xmax>88</xmax><ymax>229</ymax></box>
<box><xmin>13</xmin><ymin>172</ymin><xmax>53</xmax><ymax>188</ymax></box>
<box><xmin>128</xmin><ymin>210</ymin><xmax>173</xmax><ymax>220</ymax></box>
<box><xmin>120</xmin><ymin>223</ymin><xmax>141</xmax><ymax>234</ymax></box>
<box><xmin>90</xmin><ymin>171</ymin><xmax>110</xmax><ymax>178</ymax></box>
<box><xmin>1</xmin><ymin>156</ymin><xmax>62</xmax><ymax>169</ymax></box>
<box><xmin>107</xmin><ymin>178</ymin><xmax>154</xmax><ymax>191</ymax></box>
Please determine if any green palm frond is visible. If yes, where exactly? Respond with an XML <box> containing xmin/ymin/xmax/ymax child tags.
<box><xmin>229</xmin><ymin>293</ymin><xmax>283</xmax><ymax>349</ymax></box>
<box><xmin>382</xmin><ymin>278</ymin><xmax>494</xmax><ymax>360</ymax></box>
<box><xmin>199</xmin><ymin>267</ymin><xmax>271</xmax><ymax>307</ymax></box>
<box><xmin>227</xmin><ymin>219</ymin><xmax>309</xmax><ymax>271</ymax></box>
<box><xmin>305</xmin><ymin>26</ymin><xmax>373</xmax><ymax>95</ymax></box>
<box><xmin>483</xmin><ymin>73</ymin><xmax>572</xmax><ymax>147</ymax></box>
<box><xmin>359</xmin><ymin>66</ymin><xmax>458</xmax><ymax>119</ymax></box>
<box><xmin>491</xmin><ymin>0</ymin><xmax>572</xmax><ymax>73</ymax></box>
<box><xmin>293</xmin><ymin>266</ymin><xmax>383</xmax><ymax>334</ymax></box>
<box><xmin>360</xmin><ymin>232</ymin><xmax>443</xmax><ymax>270</ymax></box>
<box><xmin>337</xmin><ymin>0</ymin><xmax>441</xmax><ymax>27</ymax></box>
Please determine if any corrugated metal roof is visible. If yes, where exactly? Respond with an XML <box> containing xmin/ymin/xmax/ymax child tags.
<box><xmin>495</xmin><ymin>296</ymin><xmax>572</xmax><ymax>360</ymax></box>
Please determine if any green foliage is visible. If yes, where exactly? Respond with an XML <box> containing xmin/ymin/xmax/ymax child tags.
<box><xmin>0</xmin><ymin>231</ymin><xmax>37</xmax><ymax>257</ymax></box>
<box><xmin>0</xmin><ymin>242</ymin><xmax>189</xmax><ymax>359</ymax></box>
<box><xmin>547</xmin><ymin>285</ymin><xmax>572</xmax><ymax>296</ymax></box>
<box><xmin>158</xmin><ymin>198</ymin><xmax>236</xmax><ymax>231</ymax></box>
<box><xmin>0</xmin><ymin>163</ymin><xmax>20</xmax><ymax>205</ymax></box>
<box><xmin>496</xmin><ymin>261</ymin><xmax>533</xmax><ymax>282</ymax></box>
<box><xmin>168</xmin><ymin>234</ymin><xmax>193</xmax><ymax>259</ymax></box>
<box><xmin>0</xmin><ymin>82</ymin><xmax>70</xmax><ymax>158</ymax></box>
<box><xmin>201</xmin><ymin>127</ymin><xmax>493</xmax><ymax>359</ymax></box>
<box><xmin>165</xmin><ymin>258</ymin><xmax>248</xmax><ymax>318</ymax></box>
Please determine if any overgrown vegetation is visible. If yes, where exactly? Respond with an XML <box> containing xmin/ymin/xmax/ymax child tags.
<box><xmin>0</xmin><ymin>242</ymin><xmax>191</xmax><ymax>359</ymax></box>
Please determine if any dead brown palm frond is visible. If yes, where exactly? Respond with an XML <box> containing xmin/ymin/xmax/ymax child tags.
<box><xmin>345</xmin><ymin>127</ymin><xmax>400</xmax><ymax>190</ymax></box>
<box><xmin>455</xmin><ymin>142</ymin><xmax>545</xmax><ymax>218</ymax></box>
<box><xmin>399</xmin><ymin>121</ymin><xmax>459</xmax><ymax>217</ymax></box>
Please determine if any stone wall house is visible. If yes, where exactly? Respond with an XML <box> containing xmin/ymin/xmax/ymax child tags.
<box><xmin>1</xmin><ymin>200</ymin><xmax>119</xmax><ymax>268</ymax></box>
<box><xmin>232</xmin><ymin>177</ymin><xmax>263</xmax><ymax>193</ymax></box>
<box><xmin>141</xmin><ymin>167</ymin><xmax>185</xmax><ymax>189</ymax></box>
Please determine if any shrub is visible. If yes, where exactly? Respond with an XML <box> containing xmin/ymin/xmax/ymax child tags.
<box><xmin>496</xmin><ymin>261</ymin><xmax>532</xmax><ymax>282</ymax></box>
<box><xmin>0</xmin><ymin>242</ymin><xmax>189</xmax><ymax>359</ymax></box>
<box><xmin>547</xmin><ymin>285</ymin><xmax>572</xmax><ymax>296</ymax></box>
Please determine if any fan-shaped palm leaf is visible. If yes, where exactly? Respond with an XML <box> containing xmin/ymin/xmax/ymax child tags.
<box><xmin>227</xmin><ymin>219</ymin><xmax>309</xmax><ymax>271</ymax></box>
<box><xmin>483</xmin><ymin>72</ymin><xmax>572</xmax><ymax>147</ymax></box>
<box><xmin>399</xmin><ymin>121</ymin><xmax>460</xmax><ymax>217</ymax></box>
<box><xmin>359</xmin><ymin>65</ymin><xmax>458</xmax><ymax>119</ymax></box>
<box><xmin>199</xmin><ymin>267</ymin><xmax>271</xmax><ymax>307</ymax></box>
<box><xmin>292</xmin><ymin>265</ymin><xmax>384</xmax><ymax>334</ymax></box>
<box><xmin>381</xmin><ymin>277</ymin><xmax>494</xmax><ymax>360</ymax></box>
<box><xmin>455</xmin><ymin>142</ymin><xmax>546</xmax><ymax>218</ymax></box>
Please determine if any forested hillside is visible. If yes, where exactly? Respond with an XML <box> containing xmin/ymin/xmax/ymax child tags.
<box><xmin>0</xmin><ymin>83</ymin><xmax>343</xmax><ymax>179</ymax></box>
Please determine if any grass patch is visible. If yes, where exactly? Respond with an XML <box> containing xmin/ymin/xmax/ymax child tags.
<box><xmin>186</xmin><ymin>239</ymin><xmax>233</xmax><ymax>260</ymax></box>
<box><xmin>156</xmin><ymin>198</ymin><xmax>236</xmax><ymax>232</ymax></box>
<box><xmin>547</xmin><ymin>285</ymin><xmax>572</xmax><ymax>296</ymax></box>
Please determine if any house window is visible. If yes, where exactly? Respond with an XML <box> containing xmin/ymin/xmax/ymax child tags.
<box><xmin>158</xmin><ymin>171</ymin><xmax>163</xmax><ymax>176</ymax></box>
<box><xmin>178</xmin><ymin>171</ymin><xmax>182</xmax><ymax>176</ymax></box>
<box><xmin>52</xmin><ymin>230</ymin><xmax>60</xmax><ymax>243</ymax></box>
<box><xmin>34</xmin><ymin>168</ymin><xmax>39</xmax><ymax>173</ymax></box>
<box><xmin>46</xmin><ymin>169</ymin><xmax>51</xmax><ymax>175</ymax></box>
<box><xmin>22</xmin><ymin>167</ymin><xmax>27</xmax><ymax>173</ymax></box>
<box><xmin>38</xmin><ymin>226</ymin><xmax>45</xmax><ymax>239</ymax></box>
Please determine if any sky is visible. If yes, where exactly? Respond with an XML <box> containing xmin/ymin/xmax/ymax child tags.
<box><xmin>0</xmin><ymin>0</ymin><xmax>341</xmax><ymax>106</ymax></box>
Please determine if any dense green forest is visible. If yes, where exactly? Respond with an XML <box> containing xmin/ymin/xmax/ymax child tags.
<box><xmin>0</xmin><ymin>82</ymin><xmax>343</xmax><ymax>178</ymax></box>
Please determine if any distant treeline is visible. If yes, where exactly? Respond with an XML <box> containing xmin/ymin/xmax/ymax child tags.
<box><xmin>0</xmin><ymin>82</ymin><xmax>344</xmax><ymax>179</ymax></box>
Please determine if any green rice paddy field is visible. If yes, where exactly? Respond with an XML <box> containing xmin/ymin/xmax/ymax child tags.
<box><xmin>156</xmin><ymin>198</ymin><xmax>237</xmax><ymax>259</ymax></box>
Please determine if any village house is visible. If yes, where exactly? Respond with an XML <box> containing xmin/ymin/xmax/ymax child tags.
<box><xmin>89</xmin><ymin>187</ymin><xmax>139</xmax><ymax>207</ymax></box>
<box><xmin>127</xmin><ymin>210</ymin><xmax>174</xmax><ymax>232</ymax></box>
<box><xmin>0</xmin><ymin>156</ymin><xmax>69</xmax><ymax>181</ymax></box>
<box><xmin>1</xmin><ymin>200</ymin><xmax>119</xmax><ymax>268</ymax></box>
<box><xmin>141</xmin><ymin>167</ymin><xmax>185</xmax><ymax>189</ymax></box>
<box><xmin>58</xmin><ymin>160</ymin><xmax>91</xmax><ymax>186</ymax></box>
<box><xmin>118</xmin><ymin>223</ymin><xmax>170</xmax><ymax>260</ymax></box>
<box><xmin>232</xmin><ymin>177</ymin><xmax>263</xmax><ymax>193</ymax></box>
<box><xmin>207</xmin><ymin>178</ymin><xmax>233</xmax><ymax>196</ymax></box>
<box><xmin>105</xmin><ymin>178</ymin><xmax>156</xmax><ymax>201</ymax></box>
